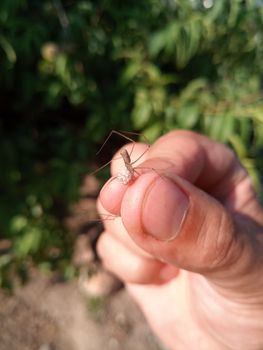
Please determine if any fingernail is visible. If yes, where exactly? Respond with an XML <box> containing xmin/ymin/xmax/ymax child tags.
<box><xmin>100</xmin><ymin>177</ymin><xmax>128</xmax><ymax>215</ymax></box>
<box><xmin>142</xmin><ymin>178</ymin><xmax>189</xmax><ymax>241</ymax></box>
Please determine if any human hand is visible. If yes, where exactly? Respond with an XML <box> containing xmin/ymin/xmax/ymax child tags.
<box><xmin>97</xmin><ymin>130</ymin><xmax>263</xmax><ymax>350</ymax></box>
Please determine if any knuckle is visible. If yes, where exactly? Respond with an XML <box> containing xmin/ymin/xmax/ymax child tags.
<box><xmin>209</xmin><ymin>212</ymin><xmax>235</xmax><ymax>270</ymax></box>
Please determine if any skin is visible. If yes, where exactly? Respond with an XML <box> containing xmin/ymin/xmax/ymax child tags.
<box><xmin>96</xmin><ymin>130</ymin><xmax>263</xmax><ymax>350</ymax></box>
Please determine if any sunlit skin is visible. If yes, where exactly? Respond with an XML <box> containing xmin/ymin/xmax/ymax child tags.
<box><xmin>96</xmin><ymin>130</ymin><xmax>263</xmax><ymax>350</ymax></box>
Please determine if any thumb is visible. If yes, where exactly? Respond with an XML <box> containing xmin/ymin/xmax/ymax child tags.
<box><xmin>120</xmin><ymin>170</ymin><xmax>262</xmax><ymax>292</ymax></box>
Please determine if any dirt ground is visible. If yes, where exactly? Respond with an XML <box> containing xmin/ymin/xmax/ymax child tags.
<box><xmin>0</xmin><ymin>175</ymin><xmax>167</xmax><ymax>350</ymax></box>
<box><xmin>0</xmin><ymin>274</ymin><xmax>165</xmax><ymax>350</ymax></box>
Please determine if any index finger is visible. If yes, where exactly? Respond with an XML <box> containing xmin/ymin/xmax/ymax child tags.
<box><xmin>147</xmin><ymin>130</ymin><xmax>245</xmax><ymax>190</ymax></box>
<box><xmin>100</xmin><ymin>130</ymin><xmax>258</xmax><ymax>219</ymax></box>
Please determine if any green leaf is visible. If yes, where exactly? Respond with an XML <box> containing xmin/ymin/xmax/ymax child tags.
<box><xmin>122</xmin><ymin>61</ymin><xmax>141</xmax><ymax>82</ymax></box>
<box><xmin>142</xmin><ymin>122</ymin><xmax>163</xmax><ymax>143</ymax></box>
<box><xmin>149</xmin><ymin>30</ymin><xmax>168</xmax><ymax>57</ymax></box>
<box><xmin>132</xmin><ymin>88</ymin><xmax>153</xmax><ymax>129</ymax></box>
<box><xmin>132</xmin><ymin>103</ymin><xmax>152</xmax><ymax>129</ymax></box>
<box><xmin>206</xmin><ymin>0</ymin><xmax>226</xmax><ymax>23</ymax></box>
<box><xmin>180</xmin><ymin>79</ymin><xmax>208</xmax><ymax>102</ymax></box>
<box><xmin>10</xmin><ymin>215</ymin><xmax>28</xmax><ymax>233</ymax></box>
<box><xmin>204</xmin><ymin>113</ymin><xmax>235</xmax><ymax>143</ymax></box>
<box><xmin>15</xmin><ymin>228</ymin><xmax>42</xmax><ymax>257</ymax></box>
<box><xmin>228</xmin><ymin>134</ymin><xmax>247</xmax><ymax>158</ymax></box>
<box><xmin>0</xmin><ymin>35</ymin><xmax>16</xmax><ymax>63</ymax></box>
<box><xmin>228</xmin><ymin>1</ymin><xmax>241</xmax><ymax>28</ymax></box>
<box><xmin>177</xmin><ymin>104</ymin><xmax>199</xmax><ymax>129</ymax></box>
<box><xmin>0</xmin><ymin>254</ymin><xmax>12</xmax><ymax>268</ymax></box>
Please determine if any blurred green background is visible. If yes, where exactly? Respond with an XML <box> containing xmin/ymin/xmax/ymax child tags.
<box><xmin>1</xmin><ymin>0</ymin><xmax>263</xmax><ymax>288</ymax></box>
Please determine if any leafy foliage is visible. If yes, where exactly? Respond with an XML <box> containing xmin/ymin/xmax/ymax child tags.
<box><xmin>1</xmin><ymin>0</ymin><xmax>263</xmax><ymax>288</ymax></box>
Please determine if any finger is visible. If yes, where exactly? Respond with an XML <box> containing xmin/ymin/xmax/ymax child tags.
<box><xmin>104</xmin><ymin>130</ymin><xmax>261</xmax><ymax>221</ymax></box>
<box><xmin>100</xmin><ymin>143</ymin><xmax>149</xmax><ymax>215</ymax></box>
<box><xmin>99</xmin><ymin>130</ymin><xmax>263</xmax><ymax>293</ymax></box>
<box><xmin>120</xmin><ymin>171</ymin><xmax>263</xmax><ymax>294</ymax></box>
<box><xmin>97</xmin><ymin>232</ymin><xmax>179</xmax><ymax>284</ymax></box>
<box><xmin>145</xmin><ymin>130</ymin><xmax>260</xmax><ymax>220</ymax></box>
<box><xmin>98</xmin><ymin>192</ymin><xmax>179</xmax><ymax>285</ymax></box>
<box><xmin>97</xmin><ymin>199</ymin><xmax>153</xmax><ymax>259</ymax></box>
